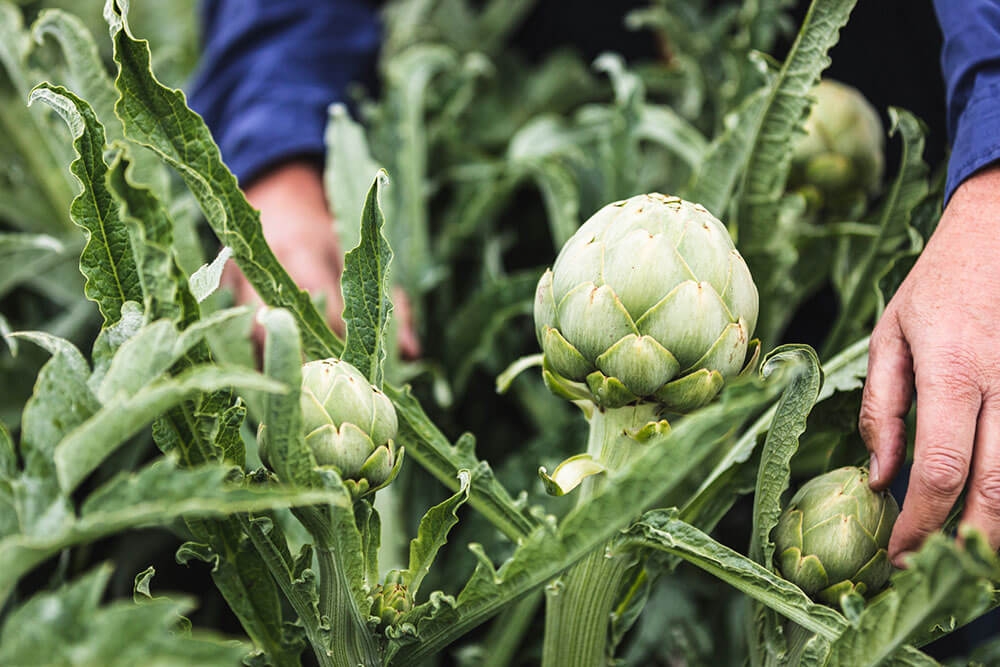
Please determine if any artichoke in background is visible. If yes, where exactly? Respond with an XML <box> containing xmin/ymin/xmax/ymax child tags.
<box><xmin>261</xmin><ymin>358</ymin><xmax>401</xmax><ymax>496</ymax></box>
<box><xmin>534</xmin><ymin>193</ymin><xmax>758</xmax><ymax>412</ymax></box>
<box><xmin>790</xmin><ymin>79</ymin><xmax>885</xmax><ymax>217</ymax></box>
<box><xmin>774</xmin><ymin>466</ymin><xmax>899</xmax><ymax>605</ymax></box>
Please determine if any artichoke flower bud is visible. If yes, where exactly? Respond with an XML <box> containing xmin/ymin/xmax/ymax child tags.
<box><xmin>263</xmin><ymin>358</ymin><xmax>401</xmax><ymax>497</ymax></box>
<box><xmin>371</xmin><ymin>572</ymin><xmax>412</xmax><ymax>630</ymax></box>
<box><xmin>534</xmin><ymin>193</ymin><xmax>758</xmax><ymax>411</ymax></box>
<box><xmin>773</xmin><ymin>466</ymin><xmax>899</xmax><ymax>605</ymax></box>
<box><xmin>791</xmin><ymin>79</ymin><xmax>885</xmax><ymax>215</ymax></box>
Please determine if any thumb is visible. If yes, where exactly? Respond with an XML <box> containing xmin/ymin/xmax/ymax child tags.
<box><xmin>859</xmin><ymin>312</ymin><xmax>914</xmax><ymax>490</ymax></box>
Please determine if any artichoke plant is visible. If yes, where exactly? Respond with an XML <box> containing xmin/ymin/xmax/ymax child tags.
<box><xmin>774</xmin><ymin>466</ymin><xmax>899</xmax><ymax>605</ymax></box>
<box><xmin>261</xmin><ymin>358</ymin><xmax>401</xmax><ymax>496</ymax></box>
<box><xmin>534</xmin><ymin>193</ymin><xmax>758</xmax><ymax>411</ymax></box>
<box><xmin>790</xmin><ymin>79</ymin><xmax>885</xmax><ymax>215</ymax></box>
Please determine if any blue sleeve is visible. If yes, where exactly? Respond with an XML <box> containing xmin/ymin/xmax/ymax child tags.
<box><xmin>187</xmin><ymin>0</ymin><xmax>380</xmax><ymax>186</ymax></box>
<box><xmin>934</xmin><ymin>0</ymin><xmax>1000</xmax><ymax>202</ymax></box>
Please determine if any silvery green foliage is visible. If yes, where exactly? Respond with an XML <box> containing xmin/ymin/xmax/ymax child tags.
<box><xmin>774</xmin><ymin>466</ymin><xmax>898</xmax><ymax>604</ymax></box>
<box><xmin>790</xmin><ymin>79</ymin><xmax>886</xmax><ymax>216</ymax></box>
<box><xmin>534</xmin><ymin>193</ymin><xmax>758</xmax><ymax>411</ymax></box>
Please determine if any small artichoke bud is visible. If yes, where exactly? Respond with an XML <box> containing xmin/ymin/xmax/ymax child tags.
<box><xmin>299</xmin><ymin>358</ymin><xmax>401</xmax><ymax>496</ymax></box>
<box><xmin>791</xmin><ymin>79</ymin><xmax>885</xmax><ymax>215</ymax></box>
<box><xmin>534</xmin><ymin>193</ymin><xmax>758</xmax><ymax>412</ymax></box>
<box><xmin>371</xmin><ymin>571</ymin><xmax>412</xmax><ymax>630</ymax></box>
<box><xmin>773</xmin><ymin>466</ymin><xmax>899</xmax><ymax>605</ymax></box>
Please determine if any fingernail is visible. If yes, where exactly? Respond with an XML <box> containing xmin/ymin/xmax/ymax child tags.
<box><xmin>869</xmin><ymin>453</ymin><xmax>879</xmax><ymax>484</ymax></box>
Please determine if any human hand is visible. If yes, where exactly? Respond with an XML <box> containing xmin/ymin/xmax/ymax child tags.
<box><xmin>860</xmin><ymin>164</ymin><xmax>1000</xmax><ymax>565</ymax></box>
<box><xmin>224</xmin><ymin>160</ymin><xmax>421</xmax><ymax>358</ymax></box>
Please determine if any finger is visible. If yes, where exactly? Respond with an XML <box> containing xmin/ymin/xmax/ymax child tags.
<box><xmin>889</xmin><ymin>360</ymin><xmax>981</xmax><ymax>564</ymax></box>
<box><xmin>393</xmin><ymin>287</ymin><xmax>421</xmax><ymax>360</ymax></box>
<box><xmin>859</xmin><ymin>313</ymin><xmax>914</xmax><ymax>490</ymax></box>
<box><xmin>961</xmin><ymin>394</ymin><xmax>1000</xmax><ymax>549</ymax></box>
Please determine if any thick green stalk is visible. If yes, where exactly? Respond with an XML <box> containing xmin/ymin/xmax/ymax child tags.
<box><xmin>297</xmin><ymin>506</ymin><xmax>381</xmax><ymax>667</ymax></box>
<box><xmin>542</xmin><ymin>404</ymin><xmax>658</xmax><ymax>667</ymax></box>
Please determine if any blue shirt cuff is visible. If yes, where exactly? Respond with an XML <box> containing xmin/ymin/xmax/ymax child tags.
<box><xmin>187</xmin><ymin>0</ymin><xmax>380</xmax><ymax>186</ymax></box>
<box><xmin>947</xmin><ymin>82</ymin><xmax>1000</xmax><ymax>201</ymax></box>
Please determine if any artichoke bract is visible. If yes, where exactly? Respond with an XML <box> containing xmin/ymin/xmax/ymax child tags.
<box><xmin>791</xmin><ymin>79</ymin><xmax>884</xmax><ymax>214</ymax></box>
<box><xmin>774</xmin><ymin>466</ymin><xmax>899</xmax><ymax>605</ymax></box>
<box><xmin>534</xmin><ymin>193</ymin><xmax>758</xmax><ymax>411</ymax></box>
<box><xmin>263</xmin><ymin>358</ymin><xmax>401</xmax><ymax>496</ymax></box>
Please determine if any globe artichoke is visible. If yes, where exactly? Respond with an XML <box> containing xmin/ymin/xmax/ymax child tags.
<box><xmin>773</xmin><ymin>466</ymin><xmax>899</xmax><ymax>605</ymax></box>
<box><xmin>790</xmin><ymin>79</ymin><xmax>884</xmax><ymax>215</ymax></box>
<box><xmin>533</xmin><ymin>193</ymin><xmax>758</xmax><ymax>411</ymax></box>
<box><xmin>262</xmin><ymin>358</ymin><xmax>401</xmax><ymax>496</ymax></box>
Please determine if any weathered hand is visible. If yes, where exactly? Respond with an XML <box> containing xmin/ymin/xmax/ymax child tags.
<box><xmin>860</xmin><ymin>165</ymin><xmax>1000</xmax><ymax>565</ymax></box>
<box><xmin>224</xmin><ymin>160</ymin><xmax>421</xmax><ymax>358</ymax></box>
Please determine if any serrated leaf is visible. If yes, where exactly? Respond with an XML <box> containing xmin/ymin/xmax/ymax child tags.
<box><xmin>750</xmin><ymin>344</ymin><xmax>823</xmax><ymax>568</ymax></box>
<box><xmin>55</xmin><ymin>363</ymin><xmax>284</xmax><ymax>492</ymax></box>
<box><xmin>387</xmin><ymin>386</ymin><xmax>536</xmax><ymax>542</ymax></box>
<box><xmin>0</xmin><ymin>459</ymin><xmax>348</xmax><ymax>610</ymax></box>
<box><xmin>0</xmin><ymin>566</ymin><xmax>247</xmax><ymax>666</ymax></box>
<box><xmin>107</xmin><ymin>0</ymin><xmax>339</xmax><ymax>359</ymax></box>
<box><xmin>342</xmin><ymin>170</ymin><xmax>393</xmax><ymax>388</ymax></box>
<box><xmin>379</xmin><ymin>45</ymin><xmax>456</xmax><ymax>292</ymax></box>
<box><xmin>748</xmin><ymin>345</ymin><xmax>823</xmax><ymax>662</ymax></box>
<box><xmin>239</xmin><ymin>515</ymin><xmax>327</xmax><ymax>663</ymax></box>
<box><xmin>258</xmin><ymin>308</ymin><xmax>315</xmax><ymax>486</ymax></box>
<box><xmin>324</xmin><ymin>103</ymin><xmax>382</xmax><ymax>253</ymax></box>
<box><xmin>405</xmin><ymin>470</ymin><xmax>471</xmax><ymax>597</ymax></box>
<box><xmin>680</xmin><ymin>337</ymin><xmax>866</xmax><ymax>535</ymax></box>
<box><xmin>823</xmin><ymin>109</ymin><xmax>930</xmax><ymax>357</ymax></box>
<box><xmin>624</xmin><ymin>509</ymin><xmax>847</xmax><ymax>639</ymax></box>
<box><xmin>29</xmin><ymin>84</ymin><xmax>143</xmax><ymax>324</ymax></box>
<box><xmin>681</xmin><ymin>85</ymin><xmax>770</xmax><ymax>217</ymax></box>
<box><xmin>31</xmin><ymin>9</ymin><xmax>117</xmax><ymax>136</ymax></box>
<box><xmin>826</xmin><ymin>531</ymin><xmax>1000</xmax><ymax>666</ymax></box>
<box><xmin>734</xmin><ymin>0</ymin><xmax>858</xmax><ymax>250</ymax></box>
<box><xmin>13</xmin><ymin>331</ymin><xmax>99</xmax><ymax>477</ymax></box>
<box><xmin>385</xmin><ymin>375</ymin><xmax>788</xmax><ymax>664</ymax></box>
<box><xmin>96</xmin><ymin>308</ymin><xmax>250</xmax><ymax>404</ymax></box>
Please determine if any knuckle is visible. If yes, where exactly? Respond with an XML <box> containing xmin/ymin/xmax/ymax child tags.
<box><xmin>972</xmin><ymin>469</ymin><xmax>1000</xmax><ymax>515</ymax></box>
<box><xmin>857</xmin><ymin>410</ymin><xmax>879</xmax><ymax>446</ymax></box>
<box><xmin>918</xmin><ymin>450</ymin><xmax>969</xmax><ymax>499</ymax></box>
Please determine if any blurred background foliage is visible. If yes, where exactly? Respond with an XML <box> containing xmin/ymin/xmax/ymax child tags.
<box><xmin>1</xmin><ymin>0</ymin><xmax>975</xmax><ymax>664</ymax></box>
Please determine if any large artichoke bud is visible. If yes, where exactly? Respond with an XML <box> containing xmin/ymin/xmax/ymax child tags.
<box><xmin>534</xmin><ymin>193</ymin><xmax>758</xmax><ymax>411</ymax></box>
<box><xmin>791</xmin><ymin>79</ymin><xmax>885</xmax><ymax>214</ymax></box>
<box><xmin>262</xmin><ymin>358</ymin><xmax>401</xmax><ymax>497</ymax></box>
<box><xmin>774</xmin><ymin>466</ymin><xmax>899</xmax><ymax>605</ymax></box>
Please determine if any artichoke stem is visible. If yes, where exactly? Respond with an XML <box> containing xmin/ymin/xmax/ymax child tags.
<box><xmin>297</xmin><ymin>507</ymin><xmax>381</xmax><ymax>667</ymax></box>
<box><xmin>543</xmin><ymin>403</ymin><xmax>660</xmax><ymax>667</ymax></box>
<box><xmin>578</xmin><ymin>403</ymin><xmax>661</xmax><ymax>505</ymax></box>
